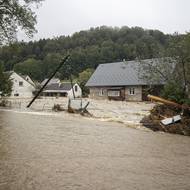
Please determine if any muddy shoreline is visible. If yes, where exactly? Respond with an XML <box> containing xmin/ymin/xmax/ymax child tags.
<box><xmin>2</xmin><ymin>97</ymin><xmax>190</xmax><ymax>136</ymax></box>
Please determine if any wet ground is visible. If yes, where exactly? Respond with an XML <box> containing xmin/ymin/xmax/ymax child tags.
<box><xmin>0</xmin><ymin>109</ymin><xmax>190</xmax><ymax>190</ymax></box>
<box><xmin>3</xmin><ymin>97</ymin><xmax>155</xmax><ymax>126</ymax></box>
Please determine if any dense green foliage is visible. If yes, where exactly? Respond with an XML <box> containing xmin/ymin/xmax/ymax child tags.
<box><xmin>167</xmin><ymin>33</ymin><xmax>190</xmax><ymax>94</ymax></box>
<box><xmin>0</xmin><ymin>26</ymin><xmax>189</xmax><ymax>102</ymax></box>
<box><xmin>0</xmin><ymin>26</ymin><xmax>170</xmax><ymax>81</ymax></box>
<box><xmin>162</xmin><ymin>34</ymin><xmax>190</xmax><ymax>104</ymax></box>
<box><xmin>77</xmin><ymin>68</ymin><xmax>94</xmax><ymax>96</ymax></box>
<box><xmin>162</xmin><ymin>82</ymin><xmax>186</xmax><ymax>103</ymax></box>
<box><xmin>0</xmin><ymin>0</ymin><xmax>44</xmax><ymax>44</ymax></box>
<box><xmin>0</xmin><ymin>64</ymin><xmax>12</xmax><ymax>96</ymax></box>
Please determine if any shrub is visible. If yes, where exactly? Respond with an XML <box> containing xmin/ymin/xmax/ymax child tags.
<box><xmin>161</xmin><ymin>82</ymin><xmax>186</xmax><ymax>104</ymax></box>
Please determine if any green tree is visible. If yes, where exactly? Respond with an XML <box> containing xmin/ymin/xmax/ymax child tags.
<box><xmin>0</xmin><ymin>64</ymin><xmax>12</xmax><ymax>96</ymax></box>
<box><xmin>14</xmin><ymin>58</ymin><xmax>42</xmax><ymax>80</ymax></box>
<box><xmin>137</xmin><ymin>57</ymin><xmax>175</xmax><ymax>85</ymax></box>
<box><xmin>161</xmin><ymin>81</ymin><xmax>186</xmax><ymax>104</ymax></box>
<box><xmin>0</xmin><ymin>26</ymin><xmax>177</xmax><ymax>81</ymax></box>
<box><xmin>42</xmin><ymin>53</ymin><xmax>62</xmax><ymax>79</ymax></box>
<box><xmin>77</xmin><ymin>68</ymin><xmax>94</xmax><ymax>96</ymax></box>
<box><xmin>137</xmin><ymin>33</ymin><xmax>190</xmax><ymax>103</ymax></box>
<box><xmin>0</xmin><ymin>0</ymin><xmax>44</xmax><ymax>44</ymax></box>
<box><xmin>167</xmin><ymin>33</ymin><xmax>190</xmax><ymax>97</ymax></box>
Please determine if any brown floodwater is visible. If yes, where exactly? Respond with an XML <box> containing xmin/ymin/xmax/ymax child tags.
<box><xmin>0</xmin><ymin>109</ymin><xmax>190</xmax><ymax>190</ymax></box>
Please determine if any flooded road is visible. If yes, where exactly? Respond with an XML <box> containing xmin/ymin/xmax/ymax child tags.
<box><xmin>0</xmin><ymin>110</ymin><xmax>190</xmax><ymax>190</ymax></box>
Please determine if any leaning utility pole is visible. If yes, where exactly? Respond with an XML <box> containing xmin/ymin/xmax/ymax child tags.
<box><xmin>27</xmin><ymin>55</ymin><xmax>70</xmax><ymax>108</ymax></box>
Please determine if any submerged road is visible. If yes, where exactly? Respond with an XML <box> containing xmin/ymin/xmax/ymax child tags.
<box><xmin>0</xmin><ymin>110</ymin><xmax>190</xmax><ymax>190</ymax></box>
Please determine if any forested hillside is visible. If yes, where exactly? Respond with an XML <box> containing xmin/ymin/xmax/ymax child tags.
<box><xmin>0</xmin><ymin>26</ymin><xmax>174</xmax><ymax>81</ymax></box>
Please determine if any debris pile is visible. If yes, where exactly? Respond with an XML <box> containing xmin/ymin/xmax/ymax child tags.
<box><xmin>67</xmin><ymin>98</ymin><xmax>92</xmax><ymax>116</ymax></box>
<box><xmin>0</xmin><ymin>99</ymin><xmax>8</xmax><ymax>107</ymax></box>
<box><xmin>52</xmin><ymin>104</ymin><xmax>65</xmax><ymax>112</ymax></box>
<box><xmin>141</xmin><ymin>102</ymin><xmax>190</xmax><ymax>136</ymax></box>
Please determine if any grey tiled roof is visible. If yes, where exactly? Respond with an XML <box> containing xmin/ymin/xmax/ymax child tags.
<box><xmin>86</xmin><ymin>59</ymin><xmax>165</xmax><ymax>87</ymax></box>
<box><xmin>44</xmin><ymin>82</ymin><xmax>72</xmax><ymax>91</ymax></box>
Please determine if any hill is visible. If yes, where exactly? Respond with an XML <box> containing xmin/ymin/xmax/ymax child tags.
<box><xmin>0</xmin><ymin>26</ymin><xmax>173</xmax><ymax>81</ymax></box>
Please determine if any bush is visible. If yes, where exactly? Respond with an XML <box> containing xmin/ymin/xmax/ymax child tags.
<box><xmin>161</xmin><ymin>82</ymin><xmax>186</xmax><ymax>104</ymax></box>
<box><xmin>77</xmin><ymin>68</ymin><xmax>94</xmax><ymax>96</ymax></box>
<box><xmin>181</xmin><ymin>98</ymin><xmax>190</xmax><ymax>106</ymax></box>
<box><xmin>0</xmin><ymin>65</ymin><xmax>12</xmax><ymax>96</ymax></box>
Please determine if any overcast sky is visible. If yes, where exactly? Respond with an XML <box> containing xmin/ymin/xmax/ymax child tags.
<box><xmin>18</xmin><ymin>0</ymin><xmax>190</xmax><ymax>41</ymax></box>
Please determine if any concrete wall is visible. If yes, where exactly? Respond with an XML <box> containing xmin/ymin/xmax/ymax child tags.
<box><xmin>89</xmin><ymin>86</ymin><xmax>143</xmax><ymax>101</ymax></box>
<box><xmin>68</xmin><ymin>84</ymin><xmax>82</xmax><ymax>98</ymax></box>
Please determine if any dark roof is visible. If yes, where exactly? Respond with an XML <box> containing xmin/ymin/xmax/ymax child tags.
<box><xmin>86</xmin><ymin>59</ymin><xmax>168</xmax><ymax>87</ymax></box>
<box><xmin>41</xmin><ymin>78</ymin><xmax>60</xmax><ymax>86</ymax></box>
<box><xmin>44</xmin><ymin>82</ymin><xmax>72</xmax><ymax>91</ymax></box>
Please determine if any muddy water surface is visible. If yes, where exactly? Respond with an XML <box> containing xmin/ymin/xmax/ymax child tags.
<box><xmin>0</xmin><ymin>110</ymin><xmax>190</xmax><ymax>190</ymax></box>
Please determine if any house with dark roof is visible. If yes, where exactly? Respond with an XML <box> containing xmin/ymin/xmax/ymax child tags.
<box><xmin>41</xmin><ymin>78</ymin><xmax>60</xmax><ymax>86</ymax></box>
<box><xmin>86</xmin><ymin>59</ymin><xmax>164</xmax><ymax>101</ymax></box>
<box><xmin>6</xmin><ymin>71</ymin><xmax>36</xmax><ymax>98</ymax></box>
<box><xmin>42</xmin><ymin>80</ymin><xmax>82</xmax><ymax>98</ymax></box>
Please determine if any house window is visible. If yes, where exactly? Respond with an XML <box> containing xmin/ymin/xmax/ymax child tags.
<box><xmin>99</xmin><ymin>89</ymin><xmax>103</xmax><ymax>96</ymax></box>
<box><xmin>19</xmin><ymin>81</ymin><xmax>23</xmax><ymax>87</ymax></box>
<box><xmin>108</xmin><ymin>90</ymin><xmax>120</xmax><ymax>97</ymax></box>
<box><xmin>14</xmin><ymin>93</ymin><xmax>19</xmax><ymax>96</ymax></box>
<box><xmin>75</xmin><ymin>85</ymin><xmax>78</xmax><ymax>92</ymax></box>
<box><xmin>129</xmin><ymin>87</ymin><xmax>135</xmax><ymax>95</ymax></box>
<box><xmin>99</xmin><ymin>88</ymin><xmax>106</xmax><ymax>96</ymax></box>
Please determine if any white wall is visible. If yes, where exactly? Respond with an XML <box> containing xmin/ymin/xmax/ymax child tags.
<box><xmin>10</xmin><ymin>72</ymin><xmax>35</xmax><ymax>98</ymax></box>
<box><xmin>25</xmin><ymin>76</ymin><xmax>35</xmax><ymax>86</ymax></box>
<box><xmin>68</xmin><ymin>83</ymin><xmax>82</xmax><ymax>98</ymax></box>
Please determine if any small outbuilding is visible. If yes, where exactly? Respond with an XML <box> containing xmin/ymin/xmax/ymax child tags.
<box><xmin>42</xmin><ymin>81</ymin><xmax>82</xmax><ymax>98</ymax></box>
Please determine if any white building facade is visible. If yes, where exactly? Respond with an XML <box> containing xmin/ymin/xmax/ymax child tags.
<box><xmin>42</xmin><ymin>82</ymin><xmax>82</xmax><ymax>98</ymax></box>
<box><xmin>9</xmin><ymin>72</ymin><xmax>36</xmax><ymax>98</ymax></box>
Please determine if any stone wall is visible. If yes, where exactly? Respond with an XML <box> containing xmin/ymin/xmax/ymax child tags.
<box><xmin>125</xmin><ymin>86</ymin><xmax>142</xmax><ymax>101</ymax></box>
<box><xmin>89</xmin><ymin>87</ymin><xmax>108</xmax><ymax>100</ymax></box>
<box><xmin>89</xmin><ymin>86</ymin><xmax>143</xmax><ymax>101</ymax></box>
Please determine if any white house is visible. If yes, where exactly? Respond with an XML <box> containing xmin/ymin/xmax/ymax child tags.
<box><xmin>41</xmin><ymin>80</ymin><xmax>82</xmax><ymax>98</ymax></box>
<box><xmin>7</xmin><ymin>71</ymin><xmax>36</xmax><ymax>98</ymax></box>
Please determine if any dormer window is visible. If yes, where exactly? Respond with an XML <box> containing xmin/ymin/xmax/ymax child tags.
<box><xmin>75</xmin><ymin>85</ymin><xmax>78</xmax><ymax>92</ymax></box>
<box><xmin>19</xmin><ymin>81</ymin><xmax>23</xmax><ymax>87</ymax></box>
